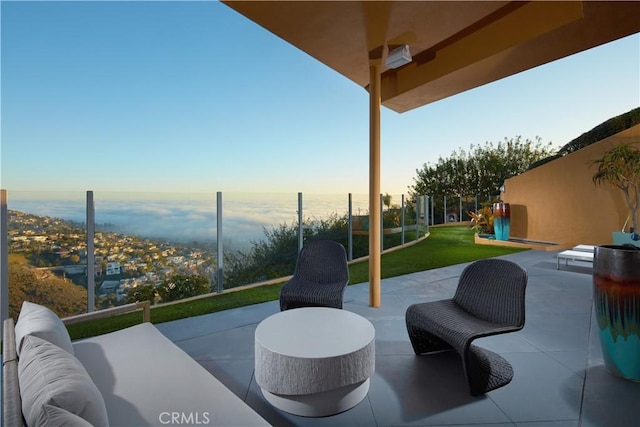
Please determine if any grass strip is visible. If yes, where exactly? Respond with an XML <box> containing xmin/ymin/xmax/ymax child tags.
<box><xmin>67</xmin><ymin>284</ymin><xmax>283</xmax><ymax>340</ymax></box>
<box><xmin>349</xmin><ymin>226</ymin><xmax>526</xmax><ymax>283</ymax></box>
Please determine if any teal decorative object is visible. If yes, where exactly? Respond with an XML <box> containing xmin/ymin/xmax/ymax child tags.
<box><xmin>493</xmin><ymin>202</ymin><xmax>510</xmax><ymax>241</ymax></box>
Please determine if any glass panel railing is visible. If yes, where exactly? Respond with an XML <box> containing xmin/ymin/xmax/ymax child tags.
<box><xmin>92</xmin><ymin>191</ymin><xmax>217</xmax><ymax>309</ymax></box>
<box><xmin>222</xmin><ymin>192</ymin><xmax>297</xmax><ymax>252</ymax></box>
<box><xmin>221</xmin><ymin>192</ymin><xmax>299</xmax><ymax>289</ymax></box>
<box><xmin>3</xmin><ymin>189</ymin><xmax>433</xmax><ymax>318</ymax></box>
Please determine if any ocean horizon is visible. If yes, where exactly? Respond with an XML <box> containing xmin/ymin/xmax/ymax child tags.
<box><xmin>6</xmin><ymin>191</ymin><xmax>399</xmax><ymax>251</ymax></box>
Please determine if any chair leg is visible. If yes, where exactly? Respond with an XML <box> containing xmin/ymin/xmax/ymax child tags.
<box><xmin>464</xmin><ymin>345</ymin><xmax>514</xmax><ymax>396</ymax></box>
<box><xmin>406</xmin><ymin>321</ymin><xmax>453</xmax><ymax>355</ymax></box>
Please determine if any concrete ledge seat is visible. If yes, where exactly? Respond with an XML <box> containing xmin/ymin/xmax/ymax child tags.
<box><xmin>557</xmin><ymin>249</ymin><xmax>594</xmax><ymax>269</ymax></box>
<box><xmin>255</xmin><ymin>307</ymin><xmax>375</xmax><ymax>417</ymax></box>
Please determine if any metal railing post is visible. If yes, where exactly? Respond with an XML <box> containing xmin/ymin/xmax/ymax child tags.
<box><xmin>444</xmin><ymin>195</ymin><xmax>448</xmax><ymax>223</ymax></box>
<box><xmin>298</xmin><ymin>192</ymin><xmax>303</xmax><ymax>252</ymax></box>
<box><xmin>86</xmin><ymin>191</ymin><xmax>95</xmax><ymax>312</ymax></box>
<box><xmin>430</xmin><ymin>195</ymin><xmax>434</xmax><ymax>226</ymax></box>
<box><xmin>401</xmin><ymin>194</ymin><xmax>405</xmax><ymax>245</ymax></box>
<box><xmin>348</xmin><ymin>193</ymin><xmax>353</xmax><ymax>261</ymax></box>
<box><xmin>1</xmin><ymin>190</ymin><xmax>9</xmax><ymax>322</ymax></box>
<box><xmin>416</xmin><ymin>195</ymin><xmax>421</xmax><ymax>241</ymax></box>
<box><xmin>424</xmin><ymin>195</ymin><xmax>429</xmax><ymax>233</ymax></box>
<box><xmin>216</xmin><ymin>192</ymin><xmax>223</xmax><ymax>293</ymax></box>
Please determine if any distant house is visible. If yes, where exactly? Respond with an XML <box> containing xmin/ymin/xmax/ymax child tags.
<box><xmin>57</xmin><ymin>265</ymin><xmax>86</xmax><ymax>275</ymax></box>
<box><xmin>99</xmin><ymin>280</ymin><xmax>120</xmax><ymax>295</ymax></box>
<box><xmin>106</xmin><ymin>262</ymin><xmax>121</xmax><ymax>275</ymax></box>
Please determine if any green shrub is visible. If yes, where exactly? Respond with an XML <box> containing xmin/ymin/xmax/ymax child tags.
<box><xmin>126</xmin><ymin>284</ymin><xmax>158</xmax><ymax>305</ymax></box>
<box><xmin>223</xmin><ymin>210</ymin><xmax>422</xmax><ymax>289</ymax></box>
<box><xmin>157</xmin><ymin>274</ymin><xmax>211</xmax><ymax>302</ymax></box>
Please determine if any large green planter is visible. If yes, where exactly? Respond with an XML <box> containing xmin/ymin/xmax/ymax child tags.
<box><xmin>593</xmin><ymin>245</ymin><xmax>640</xmax><ymax>381</ymax></box>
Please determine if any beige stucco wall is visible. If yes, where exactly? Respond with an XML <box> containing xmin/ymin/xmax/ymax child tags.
<box><xmin>501</xmin><ymin>124</ymin><xmax>640</xmax><ymax>246</ymax></box>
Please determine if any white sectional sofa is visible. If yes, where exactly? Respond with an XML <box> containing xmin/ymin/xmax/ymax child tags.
<box><xmin>2</xmin><ymin>301</ymin><xmax>271</xmax><ymax>427</ymax></box>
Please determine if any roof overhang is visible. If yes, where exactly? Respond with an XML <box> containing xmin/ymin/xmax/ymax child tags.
<box><xmin>222</xmin><ymin>1</ymin><xmax>640</xmax><ymax>113</ymax></box>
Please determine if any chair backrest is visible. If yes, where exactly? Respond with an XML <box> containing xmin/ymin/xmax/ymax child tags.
<box><xmin>294</xmin><ymin>240</ymin><xmax>349</xmax><ymax>284</ymax></box>
<box><xmin>453</xmin><ymin>258</ymin><xmax>527</xmax><ymax>327</ymax></box>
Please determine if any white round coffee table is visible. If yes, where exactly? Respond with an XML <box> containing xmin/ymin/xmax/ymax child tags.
<box><xmin>254</xmin><ymin>307</ymin><xmax>375</xmax><ymax>417</ymax></box>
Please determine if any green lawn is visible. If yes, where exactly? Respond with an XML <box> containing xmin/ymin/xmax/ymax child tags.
<box><xmin>348</xmin><ymin>226</ymin><xmax>527</xmax><ymax>283</ymax></box>
<box><xmin>67</xmin><ymin>226</ymin><xmax>527</xmax><ymax>340</ymax></box>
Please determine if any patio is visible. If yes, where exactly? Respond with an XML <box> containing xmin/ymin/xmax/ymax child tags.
<box><xmin>156</xmin><ymin>249</ymin><xmax>640</xmax><ymax>427</ymax></box>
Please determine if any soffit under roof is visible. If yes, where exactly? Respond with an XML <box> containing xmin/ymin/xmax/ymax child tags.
<box><xmin>222</xmin><ymin>1</ymin><xmax>640</xmax><ymax>113</ymax></box>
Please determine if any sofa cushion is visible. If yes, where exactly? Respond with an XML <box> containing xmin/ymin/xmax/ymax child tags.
<box><xmin>37</xmin><ymin>404</ymin><xmax>94</xmax><ymax>427</ymax></box>
<box><xmin>15</xmin><ymin>301</ymin><xmax>74</xmax><ymax>356</ymax></box>
<box><xmin>74</xmin><ymin>322</ymin><xmax>271</xmax><ymax>426</ymax></box>
<box><xmin>18</xmin><ymin>335</ymin><xmax>109</xmax><ymax>427</ymax></box>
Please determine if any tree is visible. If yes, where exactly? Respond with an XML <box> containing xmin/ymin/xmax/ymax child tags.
<box><xmin>559</xmin><ymin>107</ymin><xmax>640</xmax><ymax>155</ymax></box>
<box><xmin>591</xmin><ymin>143</ymin><xmax>640</xmax><ymax>234</ymax></box>
<box><xmin>223</xmin><ymin>222</ymin><xmax>302</xmax><ymax>287</ymax></box>
<box><xmin>382</xmin><ymin>193</ymin><xmax>392</xmax><ymax>210</ymax></box>
<box><xmin>410</xmin><ymin>136</ymin><xmax>555</xmax><ymax>201</ymax></box>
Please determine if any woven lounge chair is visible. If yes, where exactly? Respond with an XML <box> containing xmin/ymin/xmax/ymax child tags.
<box><xmin>279</xmin><ymin>240</ymin><xmax>349</xmax><ymax>311</ymax></box>
<box><xmin>405</xmin><ymin>258</ymin><xmax>527</xmax><ymax>396</ymax></box>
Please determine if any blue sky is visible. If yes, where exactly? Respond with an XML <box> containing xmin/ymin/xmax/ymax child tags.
<box><xmin>2</xmin><ymin>1</ymin><xmax>639</xmax><ymax>197</ymax></box>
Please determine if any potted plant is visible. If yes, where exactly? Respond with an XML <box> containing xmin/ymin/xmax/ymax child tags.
<box><xmin>590</xmin><ymin>143</ymin><xmax>640</xmax><ymax>381</ymax></box>
<box><xmin>591</xmin><ymin>143</ymin><xmax>640</xmax><ymax>246</ymax></box>
<box><xmin>468</xmin><ymin>205</ymin><xmax>495</xmax><ymax>237</ymax></box>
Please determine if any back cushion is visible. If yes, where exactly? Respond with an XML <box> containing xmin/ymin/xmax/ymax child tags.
<box><xmin>18</xmin><ymin>335</ymin><xmax>109</xmax><ymax>427</ymax></box>
<box><xmin>15</xmin><ymin>301</ymin><xmax>74</xmax><ymax>356</ymax></box>
<box><xmin>454</xmin><ymin>259</ymin><xmax>527</xmax><ymax>325</ymax></box>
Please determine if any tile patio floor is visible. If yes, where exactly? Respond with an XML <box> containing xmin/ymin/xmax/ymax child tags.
<box><xmin>156</xmin><ymin>250</ymin><xmax>640</xmax><ymax>427</ymax></box>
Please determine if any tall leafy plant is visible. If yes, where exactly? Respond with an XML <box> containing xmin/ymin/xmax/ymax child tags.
<box><xmin>468</xmin><ymin>205</ymin><xmax>495</xmax><ymax>235</ymax></box>
<box><xmin>591</xmin><ymin>144</ymin><xmax>640</xmax><ymax>236</ymax></box>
